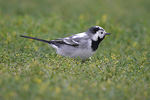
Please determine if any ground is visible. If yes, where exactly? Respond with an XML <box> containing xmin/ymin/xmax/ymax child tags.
<box><xmin>0</xmin><ymin>0</ymin><xmax>150</xmax><ymax>100</ymax></box>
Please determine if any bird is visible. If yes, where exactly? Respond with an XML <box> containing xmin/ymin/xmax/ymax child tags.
<box><xmin>20</xmin><ymin>26</ymin><xmax>110</xmax><ymax>60</ymax></box>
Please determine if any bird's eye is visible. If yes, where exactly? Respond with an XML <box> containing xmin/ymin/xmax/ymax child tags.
<box><xmin>101</xmin><ymin>32</ymin><xmax>103</xmax><ymax>34</ymax></box>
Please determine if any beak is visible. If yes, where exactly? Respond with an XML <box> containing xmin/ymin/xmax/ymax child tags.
<box><xmin>105</xmin><ymin>33</ymin><xmax>111</xmax><ymax>35</ymax></box>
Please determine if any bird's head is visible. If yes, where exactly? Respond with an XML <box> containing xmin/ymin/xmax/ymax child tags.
<box><xmin>87</xmin><ymin>26</ymin><xmax>110</xmax><ymax>41</ymax></box>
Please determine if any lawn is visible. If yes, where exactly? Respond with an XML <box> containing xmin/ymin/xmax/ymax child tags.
<box><xmin>0</xmin><ymin>0</ymin><xmax>150</xmax><ymax>100</ymax></box>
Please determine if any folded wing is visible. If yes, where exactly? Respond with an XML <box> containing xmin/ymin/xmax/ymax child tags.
<box><xmin>51</xmin><ymin>33</ymin><xmax>88</xmax><ymax>47</ymax></box>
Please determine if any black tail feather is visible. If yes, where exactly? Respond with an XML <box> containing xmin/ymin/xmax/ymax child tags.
<box><xmin>20</xmin><ymin>35</ymin><xmax>51</xmax><ymax>44</ymax></box>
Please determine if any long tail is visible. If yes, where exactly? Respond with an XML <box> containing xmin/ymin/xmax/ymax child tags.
<box><xmin>20</xmin><ymin>35</ymin><xmax>51</xmax><ymax>44</ymax></box>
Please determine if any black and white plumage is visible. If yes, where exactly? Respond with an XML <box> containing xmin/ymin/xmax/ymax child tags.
<box><xmin>20</xmin><ymin>26</ymin><xmax>110</xmax><ymax>60</ymax></box>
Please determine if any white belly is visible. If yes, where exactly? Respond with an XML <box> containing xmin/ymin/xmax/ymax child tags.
<box><xmin>57</xmin><ymin>47</ymin><xmax>94</xmax><ymax>60</ymax></box>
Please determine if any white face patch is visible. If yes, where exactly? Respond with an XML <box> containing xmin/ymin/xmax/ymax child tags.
<box><xmin>98</xmin><ymin>30</ymin><xmax>106</xmax><ymax>39</ymax></box>
<box><xmin>92</xmin><ymin>30</ymin><xmax>106</xmax><ymax>41</ymax></box>
<box><xmin>92</xmin><ymin>32</ymin><xmax>99</xmax><ymax>41</ymax></box>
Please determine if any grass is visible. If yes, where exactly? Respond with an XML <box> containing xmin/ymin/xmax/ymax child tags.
<box><xmin>0</xmin><ymin>0</ymin><xmax>150</xmax><ymax>100</ymax></box>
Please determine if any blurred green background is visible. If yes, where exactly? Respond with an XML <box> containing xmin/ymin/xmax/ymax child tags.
<box><xmin>0</xmin><ymin>0</ymin><xmax>150</xmax><ymax>100</ymax></box>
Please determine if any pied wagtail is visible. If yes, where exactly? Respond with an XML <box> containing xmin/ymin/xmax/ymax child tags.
<box><xmin>20</xmin><ymin>26</ymin><xmax>110</xmax><ymax>60</ymax></box>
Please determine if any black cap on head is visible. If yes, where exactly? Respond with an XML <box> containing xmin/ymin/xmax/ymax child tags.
<box><xmin>88</xmin><ymin>26</ymin><xmax>100</xmax><ymax>34</ymax></box>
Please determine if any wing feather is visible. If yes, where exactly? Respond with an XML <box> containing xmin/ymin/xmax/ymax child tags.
<box><xmin>51</xmin><ymin>32</ymin><xmax>89</xmax><ymax>47</ymax></box>
<box><xmin>52</xmin><ymin>38</ymin><xmax>79</xmax><ymax>46</ymax></box>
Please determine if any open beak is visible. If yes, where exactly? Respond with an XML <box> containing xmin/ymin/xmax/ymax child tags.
<box><xmin>105</xmin><ymin>33</ymin><xmax>111</xmax><ymax>35</ymax></box>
